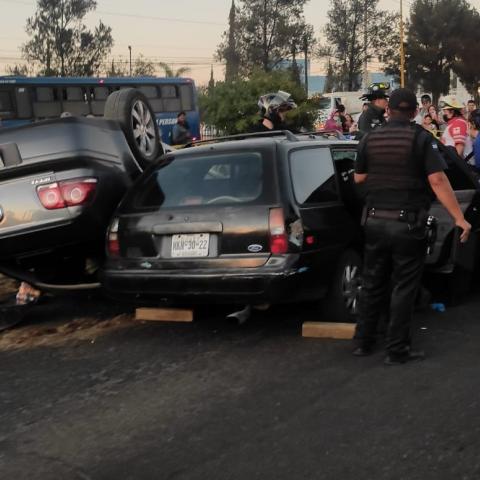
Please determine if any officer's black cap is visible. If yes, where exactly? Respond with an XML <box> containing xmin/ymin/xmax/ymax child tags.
<box><xmin>389</xmin><ymin>88</ymin><xmax>417</xmax><ymax>112</ymax></box>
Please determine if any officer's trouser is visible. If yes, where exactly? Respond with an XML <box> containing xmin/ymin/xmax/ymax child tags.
<box><xmin>355</xmin><ymin>216</ymin><xmax>427</xmax><ymax>356</ymax></box>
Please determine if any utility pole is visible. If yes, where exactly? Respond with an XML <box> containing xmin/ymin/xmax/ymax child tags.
<box><xmin>400</xmin><ymin>0</ymin><xmax>406</xmax><ymax>87</ymax></box>
<box><xmin>128</xmin><ymin>45</ymin><xmax>132</xmax><ymax>76</ymax></box>
<box><xmin>362</xmin><ymin>0</ymin><xmax>368</xmax><ymax>89</ymax></box>
<box><xmin>303</xmin><ymin>35</ymin><xmax>309</xmax><ymax>96</ymax></box>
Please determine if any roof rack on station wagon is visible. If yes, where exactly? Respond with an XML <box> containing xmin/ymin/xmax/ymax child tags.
<box><xmin>185</xmin><ymin>129</ymin><xmax>299</xmax><ymax>147</ymax></box>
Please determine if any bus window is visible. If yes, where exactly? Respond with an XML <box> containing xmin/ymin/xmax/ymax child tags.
<box><xmin>179</xmin><ymin>84</ymin><xmax>193</xmax><ymax>111</ymax></box>
<box><xmin>138</xmin><ymin>85</ymin><xmax>162</xmax><ymax>113</ymax></box>
<box><xmin>62</xmin><ymin>86</ymin><xmax>89</xmax><ymax>116</ymax></box>
<box><xmin>138</xmin><ymin>86</ymin><xmax>157</xmax><ymax>98</ymax></box>
<box><xmin>90</xmin><ymin>86</ymin><xmax>109</xmax><ymax>116</ymax></box>
<box><xmin>0</xmin><ymin>90</ymin><xmax>14</xmax><ymax>118</ymax></box>
<box><xmin>33</xmin><ymin>87</ymin><xmax>61</xmax><ymax>119</ymax></box>
<box><xmin>161</xmin><ymin>85</ymin><xmax>181</xmax><ymax>112</ymax></box>
<box><xmin>15</xmin><ymin>87</ymin><xmax>32</xmax><ymax>119</ymax></box>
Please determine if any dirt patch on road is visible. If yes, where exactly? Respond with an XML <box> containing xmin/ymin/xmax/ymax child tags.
<box><xmin>0</xmin><ymin>314</ymin><xmax>135</xmax><ymax>351</ymax></box>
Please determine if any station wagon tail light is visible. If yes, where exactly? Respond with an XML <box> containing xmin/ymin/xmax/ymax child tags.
<box><xmin>269</xmin><ymin>208</ymin><xmax>288</xmax><ymax>254</ymax></box>
<box><xmin>36</xmin><ymin>178</ymin><xmax>97</xmax><ymax>210</ymax></box>
<box><xmin>107</xmin><ymin>218</ymin><xmax>120</xmax><ymax>257</ymax></box>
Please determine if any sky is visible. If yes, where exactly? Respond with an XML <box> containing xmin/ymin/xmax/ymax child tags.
<box><xmin>1</xmin><ymin>0</ymin><xmax>480</xmax><ymax>84</ymax></box>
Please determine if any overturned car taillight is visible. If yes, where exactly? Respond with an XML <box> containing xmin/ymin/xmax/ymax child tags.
<box><xmin>107</xmin><ymin>217</ymin><xmax>120</xmax><ymax>257</ymax></box>
<box><xmin>36</xmin><ymin>178</ymin><xmax>97</xmax><ymax>210</ymax></box>
<box><xmin>269</xmin><ymin>207</ymin><xmax>288</xmax><ymax>254</ymax></box>
<box><xmin>36</xmin><ymin>183</ymin><xmax>65</xmax><ymax>210</ymax></box>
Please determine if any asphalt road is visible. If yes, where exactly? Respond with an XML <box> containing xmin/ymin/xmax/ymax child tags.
<box><xmin>1</xmin><ymin>294</ymin><xmax>480</xmax><ymax>480</ymax></box>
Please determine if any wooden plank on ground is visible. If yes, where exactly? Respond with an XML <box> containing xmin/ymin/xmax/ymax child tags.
<box><xmin>302</xmin><ymin>322</ymin><xmax>355</xmax><ymax>339</ymax></box>
<box><xmin>135</xmin><ymin>307</ymin><xmax>193</xmax><ymax>323</ymax></box>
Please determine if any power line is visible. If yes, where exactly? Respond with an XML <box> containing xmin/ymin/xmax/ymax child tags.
<box><xmin>0</xmin><ymin>0</ymin><xmax>226</xmax><ymax>26</ymax></box>
<box><xmin>95</xmin><ymin>10</ymin><xmax>225</xmax><ymax>26</ymax></box>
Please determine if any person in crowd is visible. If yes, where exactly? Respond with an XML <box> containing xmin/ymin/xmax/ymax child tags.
<box><xmin>357</xmin><ymin>83</ymin><xmax>390</xmax><ymax>136</ymax></box>
<box><xmin>171</xmin><ymin>111</ymin><xmax>192</xmax><ymax>145</ymax></box>
<box><xmin>440</xmin><ymin>96</ymin><xmax>473</xmax><ymax>159</ymax></box>
<box><xmin>422</xmin><ymin>114</ymin><xmax>438</xmax><ymax>136</ymax></box>
<box><xmin>468</xmin><ymin>108</ymin><xmax>480</xmax><ymax>169</ymax></box>
<box><xmin>414</xmin><ymin>94</ymin><xmax>432</xmax><ymax>124</ymax></box>
<box><xmin>324</xmin><ymin>110</ymin><xmax>343</xmax><ymax>133</ymax></box>
<box><xmin>467</xmin><ymin>99</ymin><xmax>477</xmax><ymax>116</ymax></box>
<box><xmin>343</xmin><ymin>113</ymin><xmax>357</xmax><ymax>133</ymax></box>
<box><xmin>429</xmin><ymin>104</ymin><xmax>445</xmax><ymax>132</ymax></box>
<box><xmin>428</xmin><ymin>104</ymin><xmax>440</xmax><ymax>122</ymax></box>
<box><xmin>353</xmin><ymin>88</ymin><xmax>471</xmax><ymax>365</ymax></box>
<box><xmin>252</xmin><ymin>90</ymin><xmax>297</xmax><ymax>132</ymax></box>
<box><xmin>337</xmin><ymin>104</ymin><xmax>348</xmax><ymax>130</ymax></box>
<box><xmin>362</xmin><ymin>102</ymin><xmax>369</xmax><ymax>113</ymax></box>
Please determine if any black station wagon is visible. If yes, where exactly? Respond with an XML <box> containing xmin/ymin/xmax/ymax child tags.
<box><xmin>102</xmin><ymin>131</ymin><xmax>480</xmax><ymax>321</ymax></box>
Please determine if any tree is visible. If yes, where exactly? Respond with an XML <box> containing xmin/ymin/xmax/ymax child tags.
<box><xmin>451</xmin><ymin>9</ymin><xmax>480</xmax><ymax>103</ymax></box>
<box><xmin>321</xmin><ymin>0</ymin><xmax>399</xmax><ymax>91</ymax></box>
<box><xmin>323</xmin><ymin>58</ymin><xmax>336</xmax><ymax>93</ymax></box>
<box><xmin>133</xmin><ymin>54</ymin><xmax>156</xmax><ymax>76</ymax></box>
<box><xmin>208</xmin><ymin>65</ymin><xmax>215</xmax><ymax>94</ymax></box>
<box><xmin>224</xmin><ymin>0</ymin><xmax>240</xmax><ymax>81</ymax></box>
<box><xmin>406</xmin><ymin>0</ymin><xmax>474</xmax><ymax>105</ymax></box>
<box><xmin>106</xmin><ymin>59</ymin><xmax>128</xmax><ymax>77</ymax></box>
<box><xmin>6</xmin><ymin>64</ymin><xmax>32</xmax><ymax>76</ymax></box>
<box><xmin>158</xmin><ymin>62</ymin><xmax>191</xmax><ymax>78</ymax></box>
<box><xmin>217</xmin><ymin>0</ymin><xmax>314</xmax><ymax>76</ymax></box>
<box><xmin>199</xmin><ymin>69</ymin><xmax>317</xmax><ymax>135</ymax></box>
<box><xmin>22</xmin><ymin>0</ymin><xmax>113</xmax><ymax>76</ymax></box>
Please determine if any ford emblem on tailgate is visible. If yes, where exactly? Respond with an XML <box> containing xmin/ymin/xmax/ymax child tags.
<box><xmin>248</xmin><ymin>244</ymin><xmax>263</xmax><ymax>253</ymax></box>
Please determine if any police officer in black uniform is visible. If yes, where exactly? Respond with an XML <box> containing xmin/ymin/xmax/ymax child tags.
<box><xmin>353</xmin><ymin>88</ymin><xmax>471</xmax><ymax>365</ymax></box>
<box><xmin>357</xmin><ymin>82</ymin><xmax>390</xmax><ymax>135</ymax></box>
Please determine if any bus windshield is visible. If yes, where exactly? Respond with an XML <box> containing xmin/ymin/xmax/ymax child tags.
<box><xmin>0</xmin><ymin>76</ymin><xmax>200</xmax><ymax>144</ymax></box>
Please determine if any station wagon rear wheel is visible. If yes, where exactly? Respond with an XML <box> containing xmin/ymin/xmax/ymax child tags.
<box><xmin>323</xmin><ymin>249</ymin><xmax>362</xmax><ymax>323</ymax></box>
<box><xmin>104</xmin><ymin>88</ymin><xmax>162</xmax><ymax>169</ymax></box>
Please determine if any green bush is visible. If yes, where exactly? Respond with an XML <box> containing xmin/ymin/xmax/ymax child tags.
<box><xmin>199</xmin><ymin>70</ymin><xmax>317</xmax><ymax>135</ymax></box>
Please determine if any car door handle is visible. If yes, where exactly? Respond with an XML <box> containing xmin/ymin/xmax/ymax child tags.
<box><xmin>152</xmin><ymin>222</ymin><xmax>223</xmax><ymax>234</ymax></box>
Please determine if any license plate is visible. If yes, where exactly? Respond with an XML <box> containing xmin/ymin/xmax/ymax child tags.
<box><xmin>171</xmin><ymin>233</ymin><xmax>210</xmax><ymax>258</ymax></box>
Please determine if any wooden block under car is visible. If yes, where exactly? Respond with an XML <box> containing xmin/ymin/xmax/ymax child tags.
<box><xmin>302</xmin><ymin>322</ymin><xmax>355</xmax><ymax>339</ymax></box>
<box><xmin>135</xmin><ymin>307</ymin><xmax>193</xmax><ymax>323</ymax></box>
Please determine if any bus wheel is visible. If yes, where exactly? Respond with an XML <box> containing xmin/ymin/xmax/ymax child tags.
<box><xmin>104</xmin><ymin>88</ymin><xmax>162</xmax><ymax>168</ymax></box>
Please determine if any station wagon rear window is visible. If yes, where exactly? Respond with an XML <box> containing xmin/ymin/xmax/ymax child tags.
<box><xmin>290</xmin><ymin>148</ymin><xmax>339</xmax><ymax>204</ymax></box>
<box><xmin>135</xmin><ymin>152</ymin><xmax>266</xmax><ymax>208</ymax></box>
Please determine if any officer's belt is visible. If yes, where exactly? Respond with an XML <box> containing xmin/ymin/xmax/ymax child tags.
<box><xmin>367</xmin><ymin>208</ymin><xmax>418</xmax><ymax>222</ymax></box>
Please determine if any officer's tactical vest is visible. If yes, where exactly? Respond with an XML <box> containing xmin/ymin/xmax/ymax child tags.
<box><xmin>364</xmin><ymin>124</ymin><xmax>429</xmax><ymax>210</ymax></box>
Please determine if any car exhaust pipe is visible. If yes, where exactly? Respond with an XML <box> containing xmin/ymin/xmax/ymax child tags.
<box><xmin>0</xmin><ymin>263</ymin><xmax>101</xmax><ymax>293</ymax></box>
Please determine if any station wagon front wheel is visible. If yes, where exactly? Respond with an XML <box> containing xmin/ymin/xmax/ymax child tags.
<box><xmin>323</xmin><ymin>249</ymin><xmax>362</xmax><ymax>323</ymax></box>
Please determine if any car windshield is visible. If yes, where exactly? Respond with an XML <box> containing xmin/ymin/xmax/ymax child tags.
<box><xmin>135</xmin><ymin>151</ymin><xmax>266</xmax><ymax>208</ymax></box>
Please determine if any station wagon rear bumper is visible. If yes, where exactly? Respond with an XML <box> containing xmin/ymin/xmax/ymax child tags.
<box><xmin>102</xmin><ymin>260</ymin><xmax>328</xmax><ymax>305</ymax></box>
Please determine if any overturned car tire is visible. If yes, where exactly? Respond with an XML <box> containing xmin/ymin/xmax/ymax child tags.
<box><xmin>104</xmin><ymin>88</ymin><xmax>163</xmax><ymax>168</ymax></box>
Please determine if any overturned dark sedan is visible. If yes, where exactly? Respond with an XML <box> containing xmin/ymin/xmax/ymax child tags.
<box><xmin>0</xmin><ymin>88</ymin><xmax>164</xmax><ymax>292</ymax></box>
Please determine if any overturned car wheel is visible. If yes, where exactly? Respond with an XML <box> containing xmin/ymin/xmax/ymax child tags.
<box><xmin>104</xmin><ymin>88</ymin><xmax>163</xmax><ymax>168</ymax></box>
